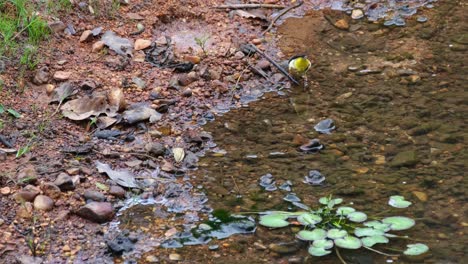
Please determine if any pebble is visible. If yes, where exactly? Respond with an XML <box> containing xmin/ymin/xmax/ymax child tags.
<box><xmin>48</xmin><ymin>21</ymin><xmax>66</xmax><ymax>33</ymax></box>
<box><xmin>334</xmin><ymin>19</ymin><xmax>349</xmax><ymax>30</ymax></box>
<box><xmin>412</xmin><ymin>191</ymin><xmax>428</xmax><ymax>202</ymax></box>
<box><xmin>79</xmin><ymin>30</ymin><xmax>93</xmax><ymax>42</ymax></box>
<box><xmin>183</xmin><ymin>55</ymin><xmax>201</xmax><ymax>64</ymax></box>
<box><xmin>169</xmin><ymin>253</ymin><xmax>181</xmax><ymax>261</ymax></box>
<box><xmin>92</xmin><ymin>41</ymin><xmax>105</xmax><ymax>53</ymax></box>
<box><xmin>33</xmin><ymin>67</ymin><xmax>50</xmax><ymax>85</ymax></box>
<box><xmin>351</xmin><ymin>9</ymin><xmax>364</xmax><ymax>19</ymax></box>
<box><xmin>134</xmin><ymin>39</ymin><xmax>152</xmax><ymax>50</ymax></box>
<box><xmin>46</xmin><ymin>84</ymin><xmax>55</xmax><ymax>95</ymax></box>
<box><xmin>374</xmin><ymin>155</ymin><xmax>386</xmax><ymax>165</ymax></box>
<box><xmin>84</xmin><ymin>189</ymin><xmax>106</xmax><ymax>202</ymax></box>
<box><xmin>75</xmin><ymin>202</ymin><xmax>114</xmax><ymax>223</ymax></box>
<box><xmin>54</xmin><ymin>172</ymin><xmax>75</xmax><ymax>191</ymax></box>
<box><xmin>0</xmin><ymin>186</ymin><xmax>11</xmax><ymax>195</ymax></box>
<box><xmin>33</xmin><ymin>195</ymin><xmax>54</xmax><ymax>211</ymax></box>
<box><xmin>390</xmin><ymin>151</ymin><xmax>418</xmax><ymax>167</ymax></box>
<box><xmin>145</xmin><ymin>255</ymin><xmax>159</xmax><ymax>263</ymax></box>
<box><xmin>268</xmin><ymin>241</ymin><xmax>301</xmax><ymax>254</ymax></box>
<box><xmin>14</xmin><ymin>185</ymin><xmax>41</xmax><ymax>202</ymax></box>
<box><xmin>109</xmin><ymin>185</ymin><xmax>126</xmax><ymax>198</ymax></box>
<box><xmin>53</xmin><ymin>71</ymin><xmax>72</xmax><ymax>81</ymax></box>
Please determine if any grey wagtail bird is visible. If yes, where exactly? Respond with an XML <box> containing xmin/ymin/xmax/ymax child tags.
<box><xmin>288</xmin><ymin>55</ymin><xmax>311</xmax><ymax>88</ymax></box>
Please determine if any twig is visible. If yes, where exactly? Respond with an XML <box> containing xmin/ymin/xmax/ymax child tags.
<box><xmin>213</xmin><ymin>4</ymin><xmax>285</xmax><ymax>10</ymax></box>
<box><xmin>247</xmin><ymin>44</ymin><xmax>299</xmax><ymax>85</ymax></box>
<box><xmin>262</xmin><ymin>1</ymin><xmax>304</xmax><ymax>35</ymax></box>
<box><xmin>363</xmin><ymin>246</ymin><xmax>400</xmax><ymax>257</ymax></box>
<box><xmin>335</xmin><ymin>247</ymin><xmax>347</xmax><ymax>264</ymax></box>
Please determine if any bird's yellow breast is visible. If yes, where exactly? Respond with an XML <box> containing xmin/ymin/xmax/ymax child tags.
<box><xmin>289</xmin><ymin>57</ymin><xmax>311</xmax><ymax>73</ymax></box>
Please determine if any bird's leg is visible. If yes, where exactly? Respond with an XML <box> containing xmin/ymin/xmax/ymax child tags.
<box><xmin>303</xmin><ymin>75</ymin><xmax>309</xmax><ymax>91</ymax></box>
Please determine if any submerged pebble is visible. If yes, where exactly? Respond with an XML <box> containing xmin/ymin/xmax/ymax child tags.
<box><xmin>299</xmin><ymin>139</ymin><xmax>324</xmax><ymax>154</ymax></box>
<box><xmin>303</xmin><ymin>170</ymin><xmax>326</xmax><ymax>185</ymax></box>
<box><xmin>314</xmin><ymin>118</ymin><xmax>335</xmax><ymax>134</ymax></box>
<box><xmin>417</xmin><ymin>16</ymin><xmax>428</xmax><ymax>23</ymax></box>
<box><xmin>283</xmin><ymin>193</ymin><xmax>301</xmax><ymax>203</ymax></box>
<box><xmin>279</xmin><ymin>180</ymin><xmax>293</xmax><ymax>192</ymax></box>
<box><xmin>259</xmin><ymin>173</ymin><xmax>277</xmax><ymax>191</ymax></box>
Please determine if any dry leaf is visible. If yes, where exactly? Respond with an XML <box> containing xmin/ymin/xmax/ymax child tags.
<box><xmin>173</xmin><ymin>147</ymin><xmax>185</xmax><ymax>163</ymax></box>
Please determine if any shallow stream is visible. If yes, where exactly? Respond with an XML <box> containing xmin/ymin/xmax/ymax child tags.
<box><xmin>117</xmin><ymin>1</ymin><xmax>467</xmax><ymax>263</ymax></box>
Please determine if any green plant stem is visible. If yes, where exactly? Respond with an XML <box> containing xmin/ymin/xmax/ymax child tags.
<box><xmin>335</xmin><ymin>247</ymin><xmax>347</xmax><ymax>264</ymax></box>
<box><xmin>364</xmin><ymin>246</ymin><xmax>400</xmax><ymax>257</ymax></box>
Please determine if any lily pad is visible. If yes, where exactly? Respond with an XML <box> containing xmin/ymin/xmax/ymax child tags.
<box><xmin>312</xmin><ymin>239</ymin><xmax>334</xmax><ymax>249</ymax></box>
<box><xmin>297</xmin><ymin>229</ymin><xmax>327</xmax><ymax>241</ymax></box>
<box><xmin>259</xmin><ymin>214</ymin><xmax>289</xmax><ymax>228</ymax></box>
<box><xmin>334</xmin><ymin>236</ymin><xmax>362</xmax><ymax>249</ymax></box>
<box><xmin>318</xmin><ymin>197</ymin><xmax>329</xmax><ymax>205</ymax></box>
<box><xmin>297</xmin><ymin>213</ymin><xmax>322</xmax><ymax>226</ymax></box>
<box><xmin>382</xmin><ymin>216</ymin><xmax>415</xmax><ymax>231</ymax></box>
<box><xmin>389</xmin><ymin>195</ymin><xmax>412</xmax><ymax>208</ymax></box>
<box><xmin>354</xmin><ymin>227</ymin><xmax>385</xmax><ymax>237</ymax></box>
<box><xmin>361</xmin><ymin>235</ymin><xmax>389</xmax><ymax>247</ymax></box>
<box><xmin>327</xmin><ymin>229</ymin><xmax>347</xmax><ymax>239</ymax></box>
<box><xmin>404</xmin><ymin>243</ymin><xmax>429</xmax><ymax>256</ymax></box>
<box><xmin>308</xmin><ymin>245</ymin><xmax>331</xmax><ymax>256</ymax></box>
<box><xmin>364</xmin><ymin>221</ymin><xmax>391</xmax><ymax>232</ymax></box>
<box><xmin>347</xmin><ymin>211</ymin><xmax>368</xmax><ymax>222</ymax></box>
<box><xmin>336</xmin><ymin>206</ymin><xmax>356</xmax><ymax>216</ymax></box>
<box><xmin>327</xmin><ymin>198</ymin><xmax>343</xmax><ymax>208</ymax></box>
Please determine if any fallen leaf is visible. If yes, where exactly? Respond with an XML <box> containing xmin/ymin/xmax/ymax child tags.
<box><xmin>122</xmin><ymin>104</ymin><xmax>162</xmax><ymax>124</ymax></box>
<box><xmin>50</xmin><ymin>82</ymin><xmax>77</xmax><ymax>103</ymax></box>
<box><xmin>96</xmin><ymin>161</ymin><xmax>139</xmax><ymax>188</ymax></box>
<box><xmin>173</xmin><ymin>147</ymin><xmax>185</xmax><ymax>163</ymax></box>
<box><xmin>61</xmin><ymin>93</ymin><xmax>118</xmax><ymax>121</ymax></box>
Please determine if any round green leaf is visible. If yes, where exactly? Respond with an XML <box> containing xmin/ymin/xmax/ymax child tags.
<box><xmin>364</xmin><ymin>221</ymin><xmax>391</xmax><ymax>232</ymax></box>
<box><xmin>297</xmin><ymin>229</ymin><xmax>327</xmax><ymax>241</ymax></box>
<box><xmin>319</xmin><ymin>197</ymin><xmax>329</xmax><ymax>205</ymax></box>
<box><xmin>308</xmin><ymin>245</ymin><xmax>331</xmax><ymax>256</ymax></box>
<box><xmin>404</xmin><ymin>243</ymin><xmax>429</xmax><ymax>256</ymax></box>
<box><xmin>347</xmin><ymin>211</ymin><xmax>367</xmax><ymax>222</ymax></box>
<box><xmin>336</xmin><ymin>206</ymin><xmax>356</xmax><ymax>216</ymax></box>
<box><xmin>334</xmin><ymin>235</ymin><xmax>362</xmax><ymax>249</ymax></box>
<box><xmin>389</xmin><ymin>195</ymin><xmax>412</xmax><ymax>208</ymax></box>
<box><xmin>361</xmin><ymin>235</ymin><xmax>389</xmax><ymax>247</ymax></box>
<box><xmin>259</xmin><ymin>214</ymin><xmax>289</xmax><ymax>228</ymax></box>
<box><xmin>327</xmin><ymin>229</ymin><xmax>347</xmax><ymax>239</ymax></box>
<box><xmin>382</xmin><ymin>216</ymin><xmax>415</xmax><ymax>231</ymax></box>
<box><xmin>354</xmin><ymin>227</ymin><xmax>385</xmax><ymax>237</ymax></box>
<box><xmin>312</xmin><ymin>239</ymin><xmax>334</xmax><ymax>249</ymax></box>
<box><xmin>297</xmin><ymin>213</ymin><xmax>322</xmax><ymax>226</ymax></box>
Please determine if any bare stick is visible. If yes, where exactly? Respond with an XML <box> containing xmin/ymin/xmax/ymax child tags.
<box><xmin>262</xmin><ymin>1</ymin><xmax>304</xmax><ymax>35</ymax></box>
<box><xmin>247</xmin><ymin>44</ymin><xmax>299</xmax><ymax>85</ymax></box>
<box><xmin>213</xmin><ymin>4</ymin><xmax>285</xmax><ymax>10</ymax></box>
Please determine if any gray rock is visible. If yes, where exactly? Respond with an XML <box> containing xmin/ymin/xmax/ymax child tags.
<box><xmin>16</xmin><ymin>255</ymin><xmax>43</xmax><ymax>264</ymax></box>
<box><xmin>84</xmin><ymin>189</ymin><xmax>106</xmax><ymax>202</ymax></box>
<box><xmin>33</xmin><ymin>195</ymin><xmax>54</xmax><ymax>211</ymax></box>
<box><xmin>33</xmin><ymin>67</ymin><xmax>50</xmax><ymax>85</ymax></box>
<box><xmin>390</xmin><ymin>151</ymin><xmax>418</xmax><ymax>167</ymax></box>
<box><xmin>40</xmin><ymin>183</ymin><xmax>61</xmax><ymax>200</ymax></box>
<box><xmin>268</xmin><ymin>241</ymin><xmax>301</xmax><ymax>254</ymax></box>
<box><xmin>48</xmin><ymin>21</ymin><xmax>66</xmax><ymax>33</ymax></box>
<box><xmin>109</xmin><ymin>185</ymin><xmax>126</xmax><ymax>198</ymax></box>
<box><xmin>14</xmin><ymin>185</ymin><xmax>40</xmax><ymax>202</ymax></box>
<box><xmin>145</xmin><ymin>142</ymin><xmax>166</xmax><ymax>156</ymax></box>
<box><xmin>76</xmin><ymin>202</ymin><xmax>114</xmax><ymax>223</ymax></box>
<box><xmin>54</xmin><ymin>172</ymin><xmax>75</xmax><ymax>191</ymax></box>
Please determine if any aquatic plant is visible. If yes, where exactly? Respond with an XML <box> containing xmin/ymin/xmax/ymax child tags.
<box><xmin>256</xmin><ymin>195</ymin><xmax>428</xmax><ymax>261</ymax></box>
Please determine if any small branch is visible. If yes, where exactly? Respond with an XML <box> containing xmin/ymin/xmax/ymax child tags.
<box><xmin>213</xmin><ymin>4</ymin><xmax>285</xmax><ymax>10</ymax></box>
<box><xmin>262</xmin><ymin>1</ymin><xmax>304</xmax><ymax>35</ymax></box>
<box><xmin>335</xmin><ymin>247</ymin><xmax>347</xmax><ymax>264</ymax></box>
<box><xmin>364</xmin><ymin>246</ymin><xmax>400</xmax><ymax>257</ymax></box>
<box><xmin>247</xmin><ymin>44</ymin><xmax>299</xmax><ymax>85</ymax></box>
